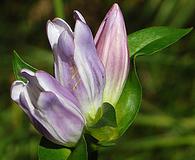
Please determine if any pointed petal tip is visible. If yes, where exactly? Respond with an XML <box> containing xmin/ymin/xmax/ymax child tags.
<box><xmin>112</xmin><ymin>3</ymin><xmax>119</xmax><ymax>10</ymax></box>
<box><xmin>20</xmin><ymin>68</ymin><xmax>35</xmax><ymax>77</ymax></box>
<box><xmin>46</xmin><ymin>17</ymin><xmax>73</xmax><ymax>49</ymax></box>
<box><xmin>103</xmin><ymin>3</ymin><xmax>122</xmax><ymax>22</ymax></box>
<box><xmin>47</xmin><ymin>19</ymin><xmax>52</xmax><ymax>25</ymax></box>
<box><xmin>11</xmin><ymin>80</ymin><xmax>25</xmax><ymax>102</ymax></box>
<box><xmin>46</xmin><ymin>19</ymin><xmax>54</xmax><ymax>31</ymax></box>
<box><xmin>73</xmin><ymin>10</ymin><xmax>79</xmax><ymax>19</ymax></box>
<box><xmin>73</xmin><ymin>10</ymin><xmax>78</xmax><ymax>14</ymax></box>
<box><xmin>108</xmin><ymin>3</ymin><xmax>120</xmax><ymax>14</ymax></box>
<box><xmin>73</xmin><ymin>10</ymin><xmax>86</xmax><ymax>23</ymax></box>
<box><xmin>110</xmin><ymin>3</ymin><xmax>122</xmax><ymax>17</ymax></box>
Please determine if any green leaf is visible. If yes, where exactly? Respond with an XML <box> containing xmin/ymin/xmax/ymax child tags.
<box><xmin>92</xmin><ymin>103</ymin><xmax>117</xmax><ymax>128</ymax></box>
<box><xmin>67</xmin><ymin>137</ymin><xmax>88</xmax><ymax>160</ymax></box>
<box><xmin>88</xmin><ymin>126</ymin><xmax>118</xmax><ymax>145</ymax></box>
<box><xmin>128</xmin><ymin>27</ymin><xmax>192</xmax><ymax>57</ymax></box>
<box><xmin>38</xmin><ymin>137</ymin><xmax>71</xmax><ymax>160</ymax></box>
<box><xmin>115</xmin><ymin>56</ymin><xmax>142</xmax><ymax>135</ymax></box>
<box><xmin>12</xmin><ymin>50</ymin><xmax>37</xmax><ymax>81</ymax></box>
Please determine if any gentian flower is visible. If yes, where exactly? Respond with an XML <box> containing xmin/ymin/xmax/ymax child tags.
<box><xmin>11</xmin><ymin>3</ymin><xmax>129</xmax><ymax>146</ymax></box>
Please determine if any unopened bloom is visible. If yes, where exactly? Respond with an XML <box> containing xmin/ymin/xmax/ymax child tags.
<box><xmin>95</xmin><ymin>4</ymin><xmax>129</xmax><ymax>106</ymax></box>
<box><xmin>11</xmin><ymin>3</ymin><xmax>129</xmax><ymax>146</ymax></box>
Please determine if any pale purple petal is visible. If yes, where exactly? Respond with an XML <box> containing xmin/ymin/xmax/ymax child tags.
<box><xmin>20</xmin><ymin>69</ymin><xmax>81</xmax><ymax>111</ymax></box>
<box><xmin>74</xmin><ymin>20</ymin><xmax>105</xmax><ymax>120</ymax></box>
<box><xmin>37</xmin><ymin>91</ymin><xmax>84</xmax><ymax>145</ymax></box>
<box><xmin>53</xmin><ymin>30</ymin><xmax>76</xmax><ymax>88</ymax></box>
<box><xmin>46</xmin><ymin>14</ymin><xmax>106</xmax><ymax>121</ymax></box>
<box><xmin>47</xmin><ymin>18</ymin><xmax>89</xmax><ymax>120</ymax></box>
<box><xmin>11</xmin><ymin>81</ymin><xmax>62</xmax><ymax>144</ymax></box>
<box><xmin>47</xmin><ymin>18</ymin><xmax>73</xmax><ymax>49</ymax></box>
<box><xmin>11</xmin><ymin>81</ymin><xmax>25</xmax><ymax>103</ymax></box>
<box><xmin>50</xmin><ymin>25</ymin><xmax>87</xmax><ymax>104</ymax></box>
<box><xmin>19</xmin><ymin>89</ymin><xmax>62</xmax><ymax>144</ymax></box>
<box><xmin>94</xmin><ymin>3</ymin><xmax>130</xmax><ymax>106</ymax></box>
<box><xmin>11</xmin><ymin>69</ymin><xmax>85</xmax><ymax>146</ymax></box>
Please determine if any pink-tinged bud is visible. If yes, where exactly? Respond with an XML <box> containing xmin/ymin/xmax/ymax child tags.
<box><xmin>95</xmin><ymin>3</ymin><xmax>130</xmax><ymax>106</ymax></box>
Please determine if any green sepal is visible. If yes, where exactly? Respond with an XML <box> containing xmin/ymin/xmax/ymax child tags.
<box><xmin>38</xmin><ymin>137</ymin><xmax>71</xmax><ymax>160</ymax></box>
<box><xmin>67</xmin><ymin>136</ymin><xmax>88</xmax><ymax>160</ymax></box>
<box><xmin>128</xmin><ymin>27</ymin><xmax>192</xmax><ymax>57</ymax></box>
<box><xmin>115</xmin><ymin>56</ymin><xmax>142</xmax><ymax>135</ymax></box>
<box><xmin>12</xmin><ymin>50</ymin><xmax>37</xmax><ymax>81</ymax></box>
<box><xmin>38</xmin><ymin>136</ymin><xmax>87</xmax><ymax>160</ymax></box>
<box><xmin>91</xmin><ymin>103</ymin><xmax>117</xmax><ymax>128</ymax></box>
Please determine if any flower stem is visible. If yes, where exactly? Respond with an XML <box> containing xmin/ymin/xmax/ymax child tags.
<box><xmin>53</xmin><ymin>0</ymin><xmax>65</xmax><ymax>18</ymax></box>
<box><xmin>88</xmin><ymin>150</ymin><xmax>98</xmax><ymax>160</ymax></box>
<box><xmin>85</xmin><ymin>134</ymin><xmax>99</xmax><ymax>160</ymax></box>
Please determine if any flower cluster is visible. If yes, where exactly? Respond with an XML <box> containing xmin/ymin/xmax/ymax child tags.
<box><xmin>11</xmin><ymin>3</ymin><xmax>129</xmax><ymax>147</ymax></box>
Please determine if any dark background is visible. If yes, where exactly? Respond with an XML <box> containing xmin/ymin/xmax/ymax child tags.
<box><xmin>0</xmin><ymin>0</ymin><xmax>194</xmax><ymax>159</ymax></box>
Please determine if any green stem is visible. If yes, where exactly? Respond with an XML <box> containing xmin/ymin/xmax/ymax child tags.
<box><xmin>85</xmin><ymin>134</ymin><xmax>99</xmax><ymax>160</ymax></box>
<box><xmin>53</xmin><ymin>0</ymin><xmax>65</xmax><ymax>18</ymax></box>
<box><xmin>88</xmin><ymin>150</ymin><xmax>98</xmax><ymax>160</ymax></box>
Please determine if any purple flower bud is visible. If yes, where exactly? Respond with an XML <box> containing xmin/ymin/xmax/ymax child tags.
<box><xmin>95</xmin><ymin>3</ymin><xmax>130</xmax><ymax>106</ymax></box>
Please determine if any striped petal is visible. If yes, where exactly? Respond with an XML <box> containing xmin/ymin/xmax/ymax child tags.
<box><xmin>37</xmin><ymin>91</ymin><xmax>84</xmax><ymax>145</ymax></box>
<box><xmin>52</xmin><ymin>30</ymin><xmax>75</xmax><ymax>89</ymax></box>
<box><xmin>95</xmin><ymin>3</ymin><xmax>130</xmax><ymax>106</ymax></box>
<box><xmin>74</xmin><ymin>19</ymin><xmax>105</xmax><ymax>121</ymax></box>
<box><xmin>48</xmin><ymin>30</ymin><xmax>88</xmax><ymax>117</ymax></box>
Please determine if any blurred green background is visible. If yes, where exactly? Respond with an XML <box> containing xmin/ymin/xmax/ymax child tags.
<box><xmin>0</xmin><ymin>0</ymin><xmax>194</xmax><ymax>159</ymax></box>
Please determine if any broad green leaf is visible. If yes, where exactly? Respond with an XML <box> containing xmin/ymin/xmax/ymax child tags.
<box><xmin>91</xmin><ymin>103</ymin><xmax>117</xmax><ymax>128</ymax></box>
<box><xmin>12</xmin><ymin>50</ymin><xmax>37</xmax><ymax>81</ymax></box>
<box><xmin>115</xmin><ymin>56</ymin><xmax>142</xmax><ymax>135</ymax></box>
<box><xmin>67</xmin><ymin>137</ymin><xmax>87</xmax><ymax>160</ymax></box>
<box><xmin>128</xmin><ymin>27</ymin><xmax>192</xmax><ymax>57</ymax></box>
<box><xmin>38</xmin><ymin>137</ymin><xmax>71</xmax><ymax>160</ymax></box>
